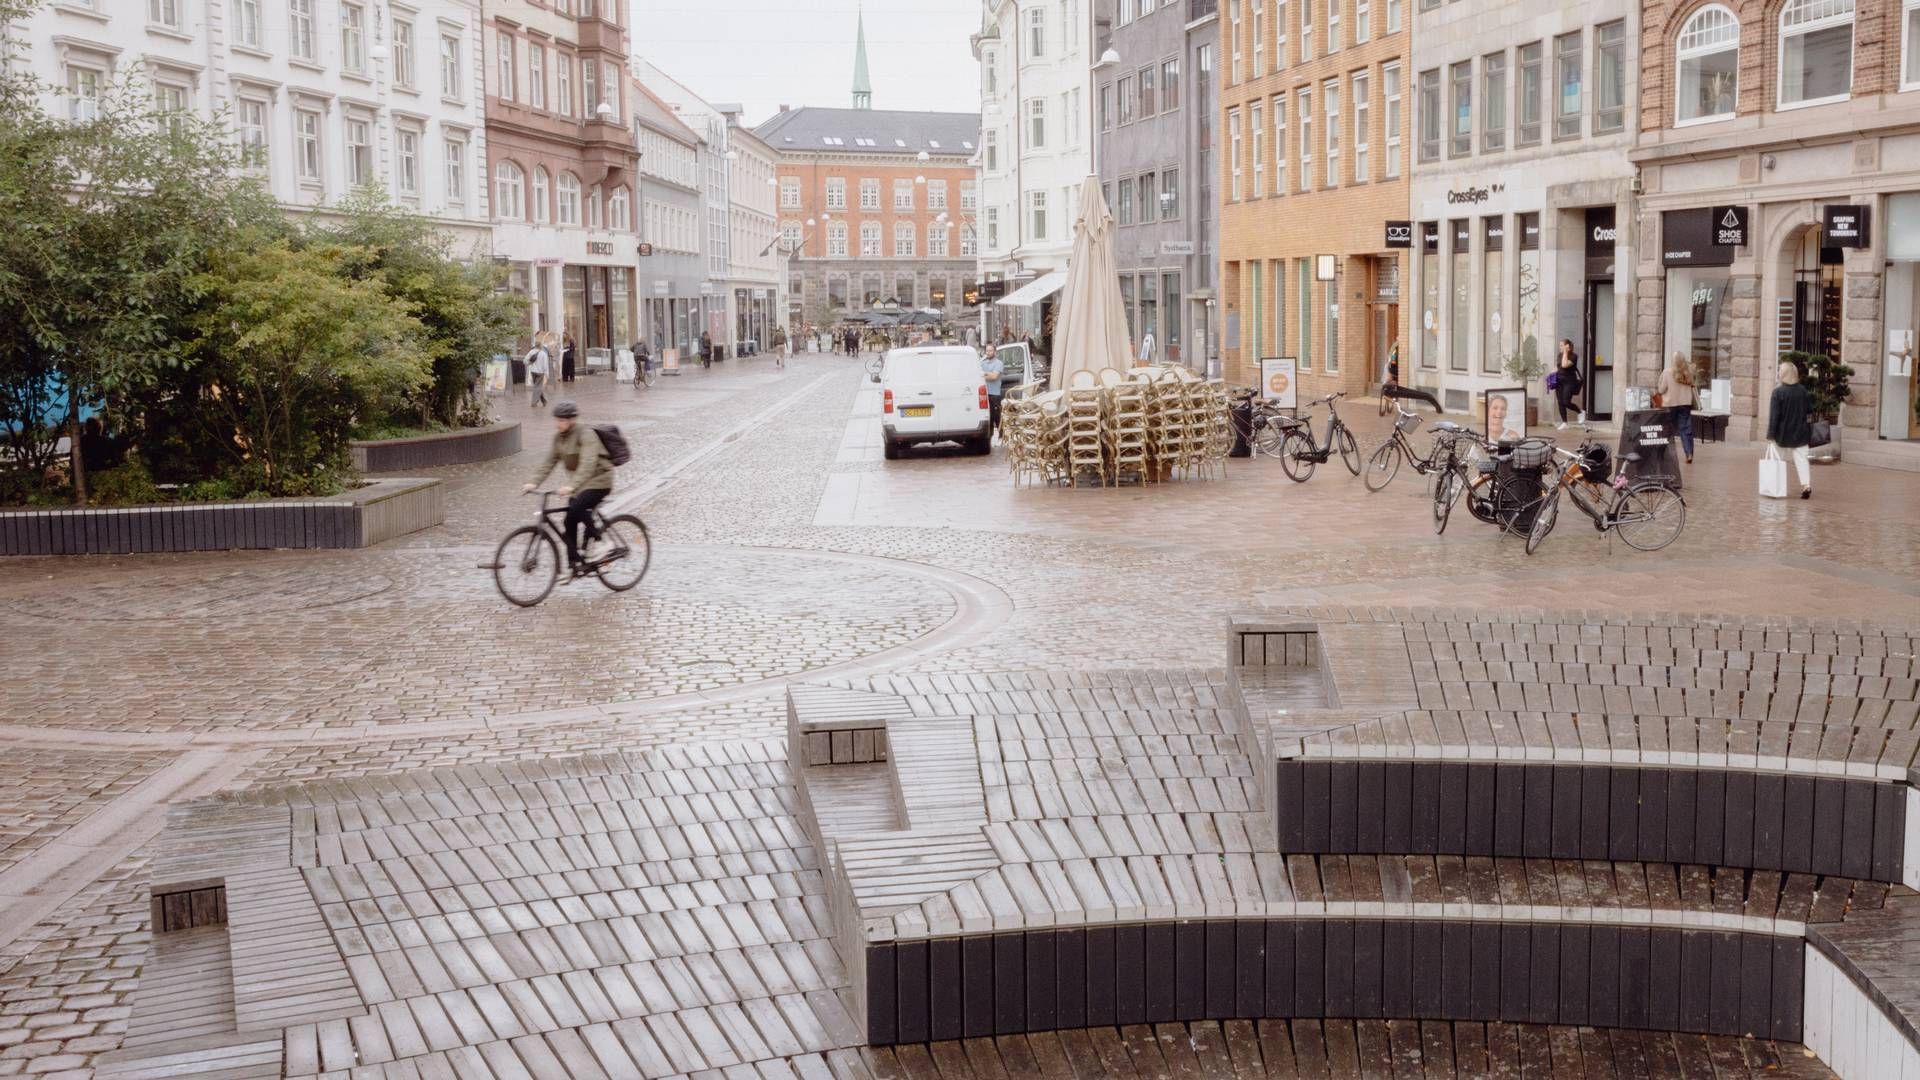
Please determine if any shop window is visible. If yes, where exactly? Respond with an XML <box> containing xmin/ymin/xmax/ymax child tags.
<box><xmin>1779</xmin><ymin>0</ymin><xmax>1854</xmax><ymax>108</ymax></box>
<box><xmin>1677</xmin><ymin>6</ymin><xmax>1739</xmax><ymax>122</ymax></box>
<box><xmin>1516</xmin><ymin>213</ymin><xmax>1541</xmax><ymax>380</ymax></box>
<box><xmin>1448</xmin><ymin>220</ymin><xmax>1469</xmax><ymax>372</ymax></box>
<box><xmin>1420</xmin><ymin>223</ymin><xmax>1439</xmax><ymax>368</ymax></box>
<box><xmin>1481</xmin><ymin>217</ymin><xmax>1504</xmax><ymax>374</ymax></box>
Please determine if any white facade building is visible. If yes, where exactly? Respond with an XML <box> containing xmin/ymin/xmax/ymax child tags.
<box><xmin>633</xmin><ymin>59</ymin><xmax>736</xmax><ymax>353</ymax></box>
<box><xmin>973</xmin><ymin>0</ymin><xmax>1094</xmax><ymax>325</ymax></box>
<box><xmin>724</xmin><ymin>110</ymin><xmax>781</xmax><ymax>351</ymax></box>
<box><xmin>20</xmin><ymin>0</ymin><xmax>490</xmax><ymax>249</ymax></box>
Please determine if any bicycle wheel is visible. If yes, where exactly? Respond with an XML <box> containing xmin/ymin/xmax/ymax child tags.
<box><xmin>1433</xmin><ymin>468</ymin><xmax>1461</xmax><ymax>533</ymax></box>
<box><xmin>866</xmin><ymin>356</ymin><xmax>884</xmax><ymax>377</ymax></box>
<box><xmin>1525</xmin><ymin>489</ymin><xmax>1561</xmax><ymax>556</ymax></box>
<box><xmin>1363</xmin><ymin>440</ymin><xmax>1403</xmax><ymax>492</ymax></box>
<box><xmin>642</xmin><ymin>365</ymin><xmax>658</xmax><ymax>387</ymax></box>
<box><xmin>594</xmin><ymin>514</ymin><xmax>653</xmax><ymax>591</ymax></box>
<box><xmin>1279</xmin><ymin>431</ymin><xmax>1317</xmax><ymax>482</ymax></box>
<box><xmin>1337</xmin><ymin>425</ymin><xmax>1362</xmax><ymax>476</ymax></box>
<box><xmin>493</xmin><ymin>526</ymin><xmax>559</xmax><ymax>607</ymax></box>
<box><xmin>1251</xmin><ymin>419</ymin><xmax>1286</xmax><ymax>458</ymax></box>
<box><xmin>1613</xmin><ymin>484</ymin><xmax>1687</xmax><ymax>552</ymax></box>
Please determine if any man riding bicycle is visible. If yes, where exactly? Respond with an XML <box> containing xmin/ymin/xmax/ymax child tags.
<box><xmin>522</xmin><ymin>401</ymin><xmax>613</xmax><ymax>575</ymax></box>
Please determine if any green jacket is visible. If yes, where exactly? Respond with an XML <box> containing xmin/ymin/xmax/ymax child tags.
<box><xmin>531</xmin><ymin>424</ymin><xmax>614</xmax><ymax>491</ymax></box>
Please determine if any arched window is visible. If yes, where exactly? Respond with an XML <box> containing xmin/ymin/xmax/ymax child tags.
<box><xmin>557</xmin><ymin>171</ymin><xmax>580</xmax><ymax>225</ymax></box>
<box><xmin>826</xmin><ymin>221</ymin><xmax>848</xmax><ymax>257</ymax></box>
<box><xmin>531</xmin><ymin>167</ymin><xmax>550</xmax><ymax>223</ymax></box>
<box><xmin>927</xmin><ymin>221</ymin><xmax>948</xmax><ymax>257</ymax></box>
<box><xmin>586</xmin><ymin>185</ymin><xmax>602</xmax><ymax>229</ymax></box>
<box><xmin>1778</xmin><ymin>0</ymin><xmax>1853</xmax><ymax>108</ymax></box>
<box><xmin>493</xmin><ymin>161</ymin><xmax>524</xmax><ymax>220</ymax></box>
<box><xmin>608</xmin><ymin>186</ymin><xmax>630</xmax><ymax>230</ymax></box>
<box><xmin>1676</xmin><ymin>6</ymin><xmax>1739</xmax><ymax>122</ymax></box>
<box><xmin>893</xmin><ymin>221</ymin><xmax>915</xmax><ymax>257</ymax></box>
<box><xmin>860</xmin><ymin>220</ymin><xmax>881</xmax><ymax>256</ymax></box>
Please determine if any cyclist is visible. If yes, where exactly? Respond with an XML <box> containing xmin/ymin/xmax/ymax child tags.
<box><xmin>521</xmin><ymin>401</ymin><xmax>614</xmax><ymax>576</ymax></box>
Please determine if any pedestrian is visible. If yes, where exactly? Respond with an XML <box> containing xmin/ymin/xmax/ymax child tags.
<box><xmin>981</xmin><ymin>345</ymin><xmax>1005</xmax><ymax>437</ymax></box>
<box><xmin>524</xmin><ymin>333</ymin><xmax>553</xmax><ymax>407</ymax></box>
<box><xmin>699</xmin><ymin>330</ymin><xmax>712</xmax><ymax>370</ymax></box>
<box><xmin>1138</xmin><ymin>329</ymin><xmax>1155</xmax><ymax>365</ymax></box>
<box><xmin>561</xmin><ymin>333</ymin><xmax>577</xmax><ymax>383</ymax></box>
<box><xmin>1659</xmin><ymin>351</ymin><xmax>1698</xmax><ymax>464</ymax></box>
<box><xmin>1767</xmin><ymin>358</ymin><xmax>1815</xmax><ymax>500</ymax></box>
<box><xmin>1378</xmin><ymin>342</ymin><xmax>1401</xmax><ymax>416</ymax></box>
<box><xmin>781</xmin><ymin>329</ymin><xmax>792</xmax><ymax>369</ymax></box>
<box><xmin>1549</xmin><ymin>339</ymin><xmax>1584</xmax><ymax>429</ymax></box>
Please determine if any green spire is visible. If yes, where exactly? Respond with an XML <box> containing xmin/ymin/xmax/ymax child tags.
<box><xmin>852</xmin><ymin>7</ymin><xmax>872</xmax><ymax>109</ymax></box>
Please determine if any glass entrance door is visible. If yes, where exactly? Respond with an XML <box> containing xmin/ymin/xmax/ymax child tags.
<box><xmin>1584</xmin><ymin>281</ymin><xmax>1615</xmax><ymax>421</ymax></box>
<box><xmin>1885</xmin><ymin>262</ymin><xmax>1920</xmax><ymax>440</ymax></box>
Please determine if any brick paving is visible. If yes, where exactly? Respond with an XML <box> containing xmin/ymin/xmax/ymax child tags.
<box><xmin>0</xmin><ymin>350</ymin><xmax>1915</xmax><ymax>1076</ymax></box>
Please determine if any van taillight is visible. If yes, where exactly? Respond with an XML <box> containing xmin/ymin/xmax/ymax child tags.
<box><xmin>883</xmin><ymin>388</ymin><xmax>894</xmax><ymax>414</ymax></box>
<box><xmin>978</xmin><ymin>385</ymin><xmax>988</xmax><ymax>409</ymax></box>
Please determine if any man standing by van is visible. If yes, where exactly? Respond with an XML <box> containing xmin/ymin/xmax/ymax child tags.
<box><xmin>981</xmin><ymin>347</ymin><xmax>1005</xmax><ymax>437</ymax></box>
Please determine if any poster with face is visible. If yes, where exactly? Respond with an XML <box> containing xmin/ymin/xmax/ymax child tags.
<box><xmin>1260</xmin><ymin>357</ymin><xmax>1298</xmax><ymax>409</ymax></box>
<box><xmin>1484</xmin><ymin>387</ymin><xmax>1527</xmax><ymax>442</ymax></box>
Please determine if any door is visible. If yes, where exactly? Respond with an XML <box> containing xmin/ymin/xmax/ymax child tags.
<box><xmin>1584</xmin><ymin>281</ymin><xmax>1616</xmax><ymax>421</ymax></box>
<box><xmin>1885</xmin><ymin>263</ymin><xmax>1920</xmax><ymax>439</ymax></box>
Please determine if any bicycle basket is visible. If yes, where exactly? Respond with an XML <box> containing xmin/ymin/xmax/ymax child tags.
<box><xmin>1577</xmin><ymin>444</ymin><xmax>1612</xmax><ymax>485</ymax></box>
<box><xmin>1509</xmin><ymin>438</ymin><xmax>1554</xmax><ymax>470</ymax></box>
<box><xmin>1475</xmin><ymin>458</ymin><xmax>1500</xmax><ymax>476</ymax></box>
<box><xmin>1394</xmin><ymin>411</ymin><xmax>1424</xmax><ymax>434</ymax></box>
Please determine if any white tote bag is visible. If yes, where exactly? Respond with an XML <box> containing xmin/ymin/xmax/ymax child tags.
<box><xmin>1758</xmin><ymin>444</ymin><xmax>1789</xmax><ymax>499</ymax></box>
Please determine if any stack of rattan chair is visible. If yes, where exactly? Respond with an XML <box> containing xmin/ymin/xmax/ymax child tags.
<box><xmin>1100</xmin><ymin>368</ymin><xmax>1150</xmax><ymax>484</ymax></box>
<box><xmin>1063</xmin><ymin>372</ymin><xmax>1106</xmax><ymax>485</ymax></box>
<box><xmin>1143</xmin><ymin>369</ymin><xmax>1191</xmax><ymax>479</ymax></box>
<box><xmin>1197</xmin><ymin>378</ymin><xmax>1233</xmax><ymax>478</ymax></box>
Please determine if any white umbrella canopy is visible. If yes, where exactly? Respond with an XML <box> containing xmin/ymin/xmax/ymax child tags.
<box><xmin>1049</xmin><ymin>176</ymin><xmax>1132</xmax><ymax>388</ymax></box>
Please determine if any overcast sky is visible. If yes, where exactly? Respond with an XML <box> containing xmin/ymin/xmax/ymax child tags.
<box><xmin>628</xmin><ymin>0</ymin><xmax>982</xmax><ymax>126</ymax></box>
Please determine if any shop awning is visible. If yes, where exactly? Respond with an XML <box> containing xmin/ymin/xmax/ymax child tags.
<box><xmin>995</xmin><ymin>270</ymin><xmax>1068</xmax><ymax>307</ymax></box>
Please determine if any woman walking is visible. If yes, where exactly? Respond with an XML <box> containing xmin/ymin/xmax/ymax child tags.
<box><xmin>525</xmin><ymin>332</ymin><xmax>553</xmax><ymax>408</ymax></box>
<box><xmin>1659</xmin><ymin>352</ymin><xmax>1699</xmax><ymax>463</ymax></box>
<box><xmin>1767</xmin><ymin>359</ymin><xmax>1815</xmax><ymax>499</ymax></box>
<box><xmin>1550</xmin><ymin>340</ymin><xmax>1584</xmax><ymax>429</ymax></box>
<box><xmin>560</xmin><ymin>333</ymin><xmax>577</xmax><ymax>383</ymax></box>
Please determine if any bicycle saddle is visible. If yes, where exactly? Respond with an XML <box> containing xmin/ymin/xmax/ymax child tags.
<box><xmin>1433</xmin><ymin>421</ymin><xmax>1460</xmax><ymax>431</ymax></box>
<box><xmin>1619</xmin><ymin>451</ymin><xmax>1642</xmax><ymax>463</ymax></box>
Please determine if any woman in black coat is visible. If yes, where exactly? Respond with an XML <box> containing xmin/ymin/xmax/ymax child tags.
<box><xmin>1767</xmin><ymin>359</ymin><xmax>1815</xmax><ymax>499</ymax></box>
<box><xmin>1550</xmin><ymin>339</ymin><xmax>1584</xmax><ymax>428</ymax></box>
<box><xmin>561</xmin><ymin>334</ymin><xmax>577</xmax><ymax>383</ymax></box>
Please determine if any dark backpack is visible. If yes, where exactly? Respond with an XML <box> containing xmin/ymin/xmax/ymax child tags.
<box><xmin>593</xmin><ymin>424</ymin><xmax>631</xmax><ymax>467</ymax></box>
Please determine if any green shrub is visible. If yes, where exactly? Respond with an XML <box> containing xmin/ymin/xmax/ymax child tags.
<box><xmin>86</xmin><ymin>453</ymin><xmax>163</xmax><ymax>506</ymax></box>
<box><xmin>1779</xmin><ymin>350</ymin><xmax>1855</xmax><ymax>420</ymax></box>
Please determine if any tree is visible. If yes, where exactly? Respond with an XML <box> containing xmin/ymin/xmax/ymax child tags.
<box><xmin>189</xmin><ymin>241</ymin><xmax>427</xmax><ymax>494</ymax></box>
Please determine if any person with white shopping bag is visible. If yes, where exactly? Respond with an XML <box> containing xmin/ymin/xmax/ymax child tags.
<box><xmin>1763</xmin><ymin>359</ymin><xmax>1814</xmax><ymax>500</ymax></box>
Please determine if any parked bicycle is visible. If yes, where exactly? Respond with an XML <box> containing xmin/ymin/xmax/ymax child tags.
<box><xmin>1435</xmin><ymin>436</ymin><xmax>1552</xmax><ymax>537</ymax></box>
<box><xmin>1246</xmin><ymin>396</ymin><xmax>1309</xmax><ymax>459</ymax></box>
<box><xmin>1278</xmin><ymin>392</ymin><xmax>1362</xmax><ymax>482</ymax></box>
<box><xmin>1362</xmin><ymin>404</ymin><xmax>1472</xmax><ymax>492</ymax></box>
<box><xmin>1523</xmin><ymin>434</ymin><xmax>1687</xmax><ymax>555</ymax></box>
<box><xmin>484</xmin><ymin>491</ymin><xmax>652</xmax><ymax>607</ymax></box>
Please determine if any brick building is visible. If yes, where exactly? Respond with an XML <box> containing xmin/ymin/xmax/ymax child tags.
<box><xmin>1632</xmin><ymin>0</ymin><xmax>1920</xmax><ymax>461</ymax></box>
<box><xmin>1218</xmin><ymin>0</ymin><xmax>1412</xmax><ymax>399</ymax></box>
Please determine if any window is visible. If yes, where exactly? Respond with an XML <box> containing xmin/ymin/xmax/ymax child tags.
<box><xmin>1383</xmin><ymin>63</ymin><xmax>1402</xmax><ymax>177</ymax></box>
<box><xmin>1273</xmin><ymin>97</ymin><xmax>1287</xmax><ymax>194</ymax></box>
<box><xmin>827</xmin><ymin>221</ymin><xmax>848</xmax><ymax>256</ymax></box>
<box><xmin>1029</xmin><ymin>6</ymin><xmax>1046</xmax><ymax>57</ymax></box>
<box><xmin>237</xmin><ymin>97</ymin><xmax>267</xmax><ymax>170</ymax></box>
<box><xmin>609</xmin><ymin>186</ymin><xmax>629</xmax><ymax>230</ymax></box>
<box><xmin>1029</xmin><ymin>189</ymin><xmax>1048</xmax><ymax>241</ymax></box>
<box><xmin>928</xmin><ymin>180</ymin><xmax>948</xmax><ymax>210</ymax></box>
<box><xmin>1323</xmin><ymin>263</ymin><xmax>1338</xmax><ymax>372</ymax></box>
<box><xmin>1142</xmin><ymin>170</ymin><xmax>1160</xmax><ymax>223</ymax></box>
<box><xmin>826</xmin><ymin>178</ymin><xmax>846</xmax><ymax>210</ymax></box>
<box><xmin>1448</xmin><ymin>221</ymin><xmax>1469</xmax><ymax>371</ymax></box>
<box><xmin>1517</xmin><ymin>42</ymin><xmax>1543</xmax><ymax>146</ymax></box>
<box><xmin>149</xmin><ymin>0</ymin><xmax>181</xmax><ymax>29</ymax></box>
<box><xmin>1481</xmin><ymin>217</ymin><xmax>1504</xmax><ymax>373</ymax></box>
<box><xmin>1595</xmin><ymin>21</ymin><xmax>1625</xmax><ymax>132</ymax></box>
<box><xmin>295</xmin><ymin>107</ymin><xmax>322</xmax><ymax>183</ymax></box>
<box><xmin>1324</xmin><ymin>79</ymin><xmax>1340</xmax><ymax>187</ymax></box>
<box><xmin>1677</xmin><ymin>6</ymin><xmax>1739</xmax><ymax>120</ymax></box>
<box><xmin>1140</xmin><ymin>65</ymin><xmax>1157</xmax><ymax>117</ymax></box>
<box><xmin>1162</xmin><ymin>169</ymin><xmax>1180</xmax><ymax>218</ymax></box>
<box><xmin>1356</xmin><ymin>0</ymin><xmax>1369</xmax><ymax>44</ymax></box>
<box><xmin>1326</xmin><ymin>0</ymin><xmax>1340</xmax><ymax>53</ymax></box>
<box><xmin>894</xmin><ymin>222</ymin><xmax>915</xmax><ymax>257</ymax></box>
<box><xmin>582</xmin><ymin>58</ymin><xmax>600</xmax><ymax>116</ymax></box>
<box><xmin>1906</xmin><ymin>0</ymin><xmax>1920</xmax><ymax>88</ymax></box>
<box><xmin>1298</xmin><ymin>259</ymin><xmax>1312</xmax><ymax>361</ymax></box>
<box><xmin>342</xmin><ymin>4</ymin><xmax>366</xmax><ymax>74</ymax></box>
<box><xmin>985</xmin><ymin>207</ymin><xmax>999</xmax><ymax>248</ymax></box>
<box><xmin>153</xmin><ymin>83</ymin><xmax>188</xmax><ymax>134</ymax></box>
<box><xmin>441</xmin><ymin>34</ymin><xmax>463</xmax><ymax>98</ymax></box>
<box><xmin>861</xmin><ymin>221</ymin><xmax>881</xmax><ymax>256</ymax></box>
<box><xmin>1027</xmin><ymin>97</ymin><xmax>1047</xmax><ymax>148</ymax></box>
<box><xmin>234</xmin><ymin>0</ymin><xmax>261</xmax><ymax>48</ymax></box>
<box><xmin>860</xmin><ymin>178</ymin><xmax>879</xmax><ymax>210</ymax></box>
<box><xmin>960</xmin><ymin>225</ymin><xmax>977</xmax><ymax>256</ymax></box>
<box><xmin>929</xmin><ymin>223</ymin><xmax>949</xmax><ymax>257</ymax></box>
<box><xmin>1229</xmin><ymin>0</ymin><xmax>1243</xmax><ymax>85</ymax></box>
<box><xmin>1228</xmin><ymin>108</ymin><xmax>1242</xmax><ymax>200</ymax></box>
<box><xmin>781</xmin><ymin>220</ymin><xmax>802</xmax><ymax>250</ymax></box>
<box><xmin>1387</xmin><ymin>0</ymin><xmax>1401</xmax><ymax>32</ymax></box>
<box><xmin>394</xmin><ymin>21</ymin><xmax>415</xmax><ymax>88</ymax></box>
<box><xmin>1277</xmin><ymin>0</ymin><xmax>1288</xmax><ymax>68</ymax></box>
<box><xmin>1298</xmin><ymin>87</ymin><xmax>1312</xmax><ymax>192</ymax></box>
<box><xmin>1418</xmin><ymin>69</ymin><xmax>1439</xmax><ymax>162</ymax></box>
<box><xmin>556</xmin><ymin>54</ymin><xmax>572</xmax><ymax>115</ymax></box>
<box><xmin>399</xmin><ymin>128</ymin><xmax>421</xmax><ymax>197</ymax></box>
<box><xmin>557</xmin><ymin>172</ymin><xmax>580</xmax><ymax>224</ymax></box>
<box><xmin>1554</xmin><ymin>31</ymin><xmax>1581</xmax><ymax>139</ymax></box>
<box><xmin>781</xmin><ymin>177</ymin><xmax>800</xmax><ymax>208</ymax></box>
<box><xmin>495</xmin><ymin>30</ymin><xmax>513</xmax><ymax>99</ymax></box>
<box><xmin>1119</xmin><ymin>179</ymin><xmax>1134</xmax><ymax>224</ymax></box>
<box><xmin>291</xmin><ymin>0</ymin><xmax>315</xmax><ymax>61</ymax></box>
<box><xmin>961</xmin><ymin>181</ymin><xmax>977</xmax><ymax>210</ymax></box>
<box><xmin>1100</xmin><ymin>84</ymin><xmax>1112</xmax><ymax>129</ymax></box>
<box><xmin>1250</xmin><ymin>102</ymin><xmax>1264</xmax><ymax>196</ymax></box>
<box><xmin>1482</xmin><ymin>52</ymin><xmax>1506</xmax><ymax>152</ymax></box>
<box><xmin>1301</xmin><ymin>0</ymin><xmax>1314</xmax><ymax>60</ymax></box>
<box><xmin>895</xmin><ymin>179</ymin><xmax>914</xmax><ymax>210</ymax></box>
<box><xmin>1252</xmin><ymin>0</ymin><xmax>1264</xmax><ymax>75</ymax></box>
<box><xmin>444</xmin><ymin>138</ymin><xmax>466</xmax><ymax>205</ymax></box>
<box><xmin>1780</xmin><ymin>0</ymin><xmax>1853</xmax><ymax>107</ymax></box>
<box><xmin>985</xmin><ymin>50</ymin><xmax>998</xmax><ymax>94</ymax></box>
<box><xmin>346</xmin><ymin>116</ymin><xmax>373</xmax><ymax>185</ymax></box>
<box><xmin>1118</xmin><ymin>77</ymin><xmax>1135</xmax><ymax>123</ymax></box>
<box><xmin>495</xmin><ymin>161</ymin><xmax>524</xmax><ymax>220</ymax></box>
<box><xmin>984</xmin><ymin>130</ymin><xmax>999</xmax><ymax>171</ymax></box>
<box><xmin>1070</xmin><ymin>88</ymin><xmax>1082</xmax><ymax>145</ymax></box>
<box><xmin>1352</xmin><ymin>71</ymin><xmax>1369</xmax><ymax>182</ymax></box>
<box><xmin>1449</xmin><ymin>61</ymin><xmax>1472</xmax><ymax>157</ymax></box>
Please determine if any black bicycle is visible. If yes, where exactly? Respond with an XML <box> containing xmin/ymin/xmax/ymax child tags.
<box><xmin>1279</xmin><ymin>392</ymin><xmax>1362</xmax><ymax>481</ymax></box>
<box><xmin>1524</xmin><ymin>437</ymin><xmax>1687</xmax><ymax>555</ymax></box>
<box><xmin>485</xmin><ymin>491</ymin><xmax>652</xmax><ymax>607</ymax></box>
<box><xmin>1245</xmin><ymin>396</ymin><xmax>1309</xmax><ymax>458</ymax></box>
<box><xmin>1363</xmin><ymin>404</ymin><xmax>1471</xmax><ymax>493</ymax></box>
<box><xmin>1435</xmin><ymin>436</ymin><xmax>1550</xmax><ymax>537</ymax></box>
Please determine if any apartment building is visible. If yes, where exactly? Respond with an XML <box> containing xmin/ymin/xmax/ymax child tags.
<box><xmin>485</xmin><ymin>0</ymin><xmax>639</xmax><ymax>356</ymax></box>
<box><xmin>634</xmin><ymin>59</ymin><xmax>736</xmax><ymax>355</ymax></box>
<box><xmin>723</xmin><ymin>111</ymin><xmax>781</xmax><ymax>350</ymax></box>
<box><xmin>630</xmin><ymin>78</ymin><xmax>709</xmax><ymax>361</ymax></box>
<box><xmin>25</xmin><ymin>0</ymin><xmax>488</xmax><ymax>245</ymax></box>
<box><xmin>1633</xmin><ymin>0</ymin><xmax>1920</xmax><ymax>460</ymax></box>
<box><xmin>1408</xmin><ymin>0</ymin><xmax>1638</xmax><ymax>423</ymax></box>
<box><xmin>1218</xmin><ymin>0</ymin><xmax>1412</xmax><ymax>395</ymax></box>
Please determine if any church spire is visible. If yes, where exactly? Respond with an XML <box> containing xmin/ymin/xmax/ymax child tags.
<box><xmin>851</xmin><ymin>7</ymin><xmax>873</xmax><ymax>110</ymax></box>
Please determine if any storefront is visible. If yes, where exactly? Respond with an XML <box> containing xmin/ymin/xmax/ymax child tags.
<box><xmin>1882</xmin><ymin>195</ymin><xmax>1920</xmax><ymax>442</ymax></box>
<box><xmin>497</xmin><ymin>232</ymin><xmax>638</xmax><ymax>360</ymax></box>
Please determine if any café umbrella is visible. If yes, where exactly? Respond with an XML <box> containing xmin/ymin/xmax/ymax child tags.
<box><xmin>1049</xmin><ymin>175</ymin><xmax>1132</xmax><ymax>388</ymax></box>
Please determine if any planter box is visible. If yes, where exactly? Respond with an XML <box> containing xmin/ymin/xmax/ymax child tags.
<box><xmin>0</xmin><ymin>477</ymin><xmax>443</xmax><ymax>556</ymax></box>
<box><xmin>349</xmin><ymin>420</ymin><xmax>521</xmax><ymax>473</ymax></box>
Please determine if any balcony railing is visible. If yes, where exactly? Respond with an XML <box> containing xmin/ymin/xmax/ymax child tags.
<box><xmin>1189</xmin><ymin>0</ymin><xmax>1218</xmax><ymax>19</ymax></box>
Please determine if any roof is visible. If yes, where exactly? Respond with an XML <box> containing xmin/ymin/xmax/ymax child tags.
<box><xmin>629</xmin><ymin>79</ymin><xmax>700</xmax><ymax>146</ymax></box>
<box><xmin>752</xmin><ymin>107</ymin><xmax>980</xmax><ymax>157</ymax></box>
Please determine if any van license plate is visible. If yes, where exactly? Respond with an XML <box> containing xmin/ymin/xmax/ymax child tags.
<box><xmin>901</xmin><ymin>406</ymin><xmax>933</xmax><ymax>417</ymax></box>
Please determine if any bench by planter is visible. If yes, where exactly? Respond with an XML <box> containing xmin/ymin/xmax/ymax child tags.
<box><xmin>349</xmin><ymin>420</ymin><xmax>521</xmax><ymax>472</ymax></box>
<box><xmin>0</xmin><ymin>477</ymin><xmax>443</xmax><ymax>555</ymax></box>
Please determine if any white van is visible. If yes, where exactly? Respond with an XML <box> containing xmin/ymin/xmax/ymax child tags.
<box><xmin>874</xmin><ymin>346</ymin><xmax>992</xmax><ymax>459</ymax></box>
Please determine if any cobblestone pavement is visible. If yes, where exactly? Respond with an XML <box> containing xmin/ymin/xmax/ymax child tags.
<box><xmin>0</xmin><ymin>349</ymin><xmax>1917</xmax><ymax>1077</ymax></box>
